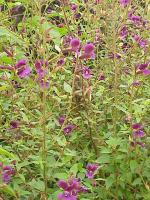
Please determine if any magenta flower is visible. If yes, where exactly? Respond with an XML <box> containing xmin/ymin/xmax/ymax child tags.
<box><xmin>57</xmin><ymin>58</ymin><xmax>65</xmax><ymax>66</ymax></box>
<box><xmin>132</xmin><ymin>123</ymin><xmax>142</xmax><ymax>130</ymax></box>
<box><xmin>95</xmin><ymin>0</ymin><xmax>102</xmax><ymax>4</ymax></box>
<box><xmin>35</xmin><ymin>60</ymin><xmax>50</xmax><ymax>89</ymax></box>
<box><xmin>1</xmin><ymin>165</ymin><xmax>15</xmax><ymax>184</ymax></box>
<box><xmin>133</xmin><ymin>130</ymin><xmax>145</xmax><ymax>138</ymax></box>
<box><xmin>82</xmin><ymin>67</ymin><xmax>92</xmax><ymax>79</ymax></box>
<box><xmin>132</xmin><ymin>80</ymin><xmax>140</xmax><ymax>86</ymax></box>
<box><xmin>119</xmin><ymin>0</ymin><xmax>130</xmax><ymax>7</ymax></box>
<box><xmin>58</xmin><ymin>115</ymin><xmax>65</xmax><ymax>125</ymax></box>
<box><xmin>80</xmin><ymin>43</ymin><xmax>95</xmax><ymax>59</ymax></box>
<box><xmin>130</xmin><ymin>141</ymin><xmax>145</xmax><ymax>148</ymax></box>
<box><xmin>35</xmin><ymin>60</ymin><xmax>48</xmax><ymax>78</ymax></box>
<box><xmin>70</xmin><ymin>4</ymin><xmax>77</xmax><ymax>12</ymax></box>
<box><xmin>86</xmin><ymin>163</ymin><xmax>99</xmax><ymax>179</ymax></box>
<box><xmin>136</xmin><ymin>62</ymin><xmax>150</xmax><ymax>75</ymax></box>
<box><xmin>136</xmin><ymin>142</ymin><xmax>145</xmax><ymax>148</ymax></box>
<box><xmin>133</xmin><ymin>35</ymin><xmax>148</xmax><ymax>50</ymax></box>
<box><xmin>17</xmin><ymin>66</ymin><xmax>31</xmax><ymax>79</ymax></box>
<box><xmin>15</xmin><ymin>59</ymin><xmax>31</xmax><ymax>79</ymax></box>
<box><xmin>58</xmin><ymin>177</ymin><xmax>88</xmax><ymax>200</ymax></box>
<box><xmin>98</xmin><ymin>74</ymin><xmax>105</xmax><ymax>81</ymax></box>
<box><xmin>15</xmin><ymin>59</ymin><xmax>26</xmax><ymax>68</ymax></box>
<box><xmin>58</xmin><ymin>192</ymin><xmax>77</xmax><ymax>200</ymax></box>
<box><xmin>136</xmin><ymin>62</ymin><xmax>150</xmax><ymax>71</ymax></box>
<box><xmin>119</xmin><ymin>26</ymin><xmax>128</xmax><ymax>40</ymax></box>
<box><xmin>70</xmin><ymin>38</ymin><xmax>80</xmax><ymax>52</ymax></box>
<box><xmin>63</xmin><ymin>124</ymin><xmax>74</xmax><ymax>135</ymax></box>
<box><xmin>128</xmin><ymin>12</ymin><xmax>142</xmax><ymax>26</ymax></box>
<box><xmin>10</xmin><ymin>121</ymin><xmax>19</xmax><ymax>129</ymax></box>
<box><xmin>143</xmin><ymin>69</ymin><xmax>150</xmax><ymax>76</ymax></box>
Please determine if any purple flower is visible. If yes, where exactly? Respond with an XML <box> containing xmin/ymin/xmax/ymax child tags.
<box><xmin>57</xmin><ymin>177</ymin><xmax>87</xmax><ymax>200</ymax></box>
<box><xmin>119</xmin><ymin>0</ymin><xmax>130</xmax><ymax>7</ymax></box>
<box><xmin>86</xmin><ymin>163</ymin><xmax>99</xmax><ymax>179</ymax></box>
<box><xmin>17</xmin><ymin>65</ymin><xmax>31</xmax><ymax>79</ymax></box>
<box><xmin>84</xmin><ymin>43</ymin><xmax>94</xmax><ymax>54</ymax></box>
<box><xmin>98</xmin><ymin>74</ymin><xmax>105</xmax><ymax>81</ymax></box>
<box><xmin>137</xmin><ymin>142</ymin><xmax>145</xmax><ymax>148</ymax></box>
<box><xmin>130</xmin><ymin>140</ymin><xmax>145</xmax><ymax>148</ymax></box>
<box><xmin>58</xmin><ymin>116</ymin><xmax>65</xmax><ymax>126</ymax></box>
<box><xmin>2</xmin><ymin>173</ymin><xmax>11</xmax><ymax>184</ymax></box>
<box><xmin>70</xmin><ymin>4</ymin><xmax>77</xmax><ymax>12</ymax></box>
<box><xmin>10</xmin><ymin>121</ymin><xmax>19</xmax><ymax>129</ymax></box>
<box><xmin>80</xmin><ymin>43</ymin><xmax>95</xmax><ymax>59</ymax></box>
<box><xmin>143</xmin><ymin>69</ymin><xmax>150</xmax><ymax>76</ymax></box>
<box><xmin>58</xmin><ymin>192</ymin><xmax>77</xmax><ymax>200</ymax></box>
<box><xmin>1</xmin><ymin>165</ymin><xmax>15</xmax><ymax>184</ymax></box>
<box><xmin>133</xmin><ymin>130</ymin><xmax>145</xmax><ymax>138</ymax></box>
<box><xmin>82</xmin><ymin>67</ymin><xmax>92</xmax><ymax>79</ymax></box>
<box><xmin>63</xmin><ymin>124</ymin><xmax>74</xmax><ymax>135</ymax></box>
<box><xmin>136</xmin><ymin>62</ymin><xmax>150</xmax><ymax>75</ymax></box>
<box><xmin>58</xmin><ymin>180</ymin><xmax>68</xmax><ymax>190</ymax></box>
<box><xmin>128</xmin><ymin>12</ymin><xmax>143</xmax><ymax>26</ymax></box>
<box><xmin>35</xmin><ymin>60</ymin><xmax>48</xmax><ymax>78</ymax></box>
<box><xmin>38</xmin><ymin>79</ymin><xmax>50</xmax><ymax>89</ymax></box>
<box><xmin>119</xmin><ymin>26</ymin><xmax>128</xmax><ymax>39</ymax></box>
<box><xmin>15</xmin><ymin>59</ymin><xmax>26</xmax><ymax>68</ymax></box>
<box><xmin>136</xmin><ymin>62</ymin><xmax>150</xmax><ymax>70</ymax></box>
<box><xmin>35</xmin><ymin>60</ymin><xmax>50</xmax><ymax>88</ymax></box>
<box><xmin>15</xmin><ymin>59</ymin><xmax>31</xmax><ymax>79</ymax></box>
<box><xmin>132</xmin><ymin>80</ymin><xmax>140</xmax><ymax>86</ymax></box>
<box><xmin>133</xmin><ymin>35</ymin><xmax>148</xmax><ymax>50</ymax></box>
<box><xmin>70</xmin><ymin>38</ymin><xmax>80</xmax><ymax>51</ymax></box>
<box><xmin>132</xmin><ymin>123</ymin><xmax>142</xmax><ymax>130</ymax></box>
<box><xmin>57</xmin><ymin>58</ymin><xmax>65</xmax><ymax>66</ymax></box>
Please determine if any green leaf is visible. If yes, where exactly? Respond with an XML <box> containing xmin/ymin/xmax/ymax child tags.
<box><xmin>130</xmin><ymin>160</ymin><xmax>138</xmax><ymax>173</ymax></box>
<box><xmin>105</xmin><ymin>175</ymin><xmax>115</xmax><ymax>189</ymax></box>
<box><xmin>70</xmin><ymin>163</ymin><xmax>78</xmax><ymax>175</ymax></box>
<box><xmin>132</xmin><ymin>178</ymin><xmax>142</xmax><ymax>186</ymax></box>
<box><xmin>106</xmin><ymin>137</ymin><xmax>121</xmax><ymax>148</ymax></box>
<box><xmin>0</xmin><ymin>27</ymin><xmax>26</xmax><ymax>46</ymax></box>
<box><xmin>0</xmin><ymin>85</ymin><xmax>10</xmax><ymax>92</ymax></box>
<box><xmin>0</xmin><ymin>185</ymin><xmax>16</xmax><ymax>197</ymax></box>
<box><xmin>0</xmin><ymin>147</ymin><xmax>16</xmax><ymax>159</ymax></box>
<box><xmin>49</xmin><ymin>29</ymin><xmax>61</xmax><ymax>46</ymax></box>
<box><xmin>97</xmin><ymin>154</ymin><xmax>110</xmax><ymax>164</ymax></box>
<box><xmin>64</xmin><ymin>82</ymin><xmax>72</xmax><ymax>94</ymax></box>
<box><xmin>29</xmin><ymin>179</ymin><xmax>45</xmax><ymax>191</ymax></box>
<box><xmin>54</xmin><ymin>173</ymin><xmax>68</xmax><ymax>180</ymax></box>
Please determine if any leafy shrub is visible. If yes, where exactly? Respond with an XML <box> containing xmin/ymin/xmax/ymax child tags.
<box><xmin>0</xmin><ymin>0</ymin><xmax>150</xmax><ymax>199</ymax></box>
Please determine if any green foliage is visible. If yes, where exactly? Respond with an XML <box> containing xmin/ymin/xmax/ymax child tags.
<box><xmin>0</xmin><ymin>0</ymin><xmax>149</xmax><ymax>200</ymax></box>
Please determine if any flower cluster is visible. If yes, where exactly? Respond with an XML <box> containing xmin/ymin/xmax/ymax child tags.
<box><xmin>136</xmin><ymin>62</ymin><xmax>150</xmax><ymax>76</ymax></box>
<box><xmin>86</xmin><ymin>163</ymin><xmax>99</xmax><ymax>179</ymax></box>
<box><xmin>133</xmin><ymin>34</ymin><xmax>148</xmax><ymax>51</ymax></box>
<box><xmin>131</xmin><ymin>123</ymin><xmax>145</xmax><ymax>148</ymax></box>
<box><xmin>34</xmin><ymin>59</ymin><xmax>50</xmax><ymax>89</ymax></box>
<box><xmin>119</xmin><ymin>0</ymin><xmax>130</xmax><ymax>7</ymax></box>
<box><xmin>82</xmin><ymin>67</ymin><xmax>92</xmax><ymax>79</ymax></box>
<box><xmin>128</xmin><ymin>11</ymin><xmax>147</xmax><ymax>27</ymax></box>
<box><xmin>10</xmin><ymin>120</ymin><xmax>19</xmax><ymax>129</ymax></box>
<box><xmin>67</xmin><ymin>38</ymin><xmax>95</xmax><ymax>60</ymax></box>
<box><xmin>58</xmin><ymin>177</ymin><xmax>88</xmax><ymax>200</ymax></box>
<box><xmin>0</xmin><ymin>163</ymin><xmax>15</xmax><ymax>184</ymax></box>
<box><xmin>80</xmin><ymin>43</ymin><xmax>95</xmax><ymax>60</ymax></box>
<box><xmin>15</xmin><ymin>59</ymin><xmax>31</xmax><ymax>79</ymax></box>
<box><xmin>58</xmin><ymin>116</ymin><xmax>74</xmax><ymax>135</ymax></box>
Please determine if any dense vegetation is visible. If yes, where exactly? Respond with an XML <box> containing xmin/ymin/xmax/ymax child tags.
<box><xmin>0</xmin><ymin>0</ymin><xmax>150</xmax><ymax>199</ymax></box>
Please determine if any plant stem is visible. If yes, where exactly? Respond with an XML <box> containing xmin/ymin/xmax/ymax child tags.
<box><xmin>42</xmin><ymin>88</ymin><xmax>48</xmax><ymax>200</ymax></box>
